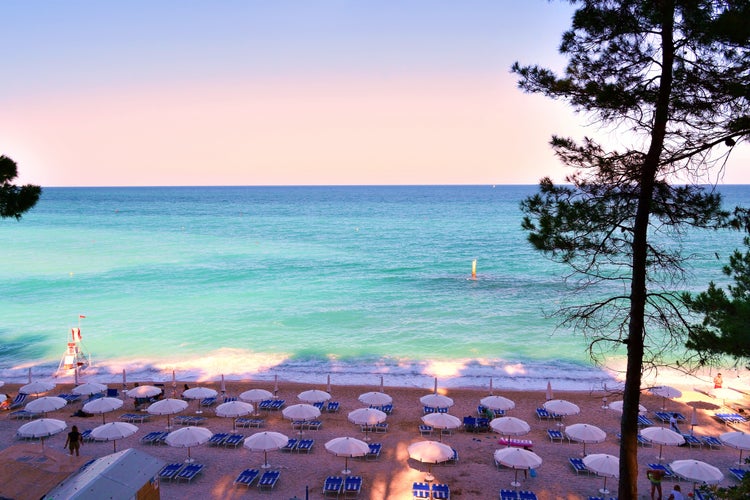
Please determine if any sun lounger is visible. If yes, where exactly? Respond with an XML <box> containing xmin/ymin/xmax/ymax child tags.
<box><xmin>637</xmin><ymin>415</ymin><xmax>655</xmax><ymax>426</ymax></box>
<box><xmin>208</xmin><ymin>432</ymin><xmax>229</xmax><ymax>446</ymax></box>
<box><xmin>222</xmin><ymin>396</ymin><xmax>237</xmax><ymax>403</ymax></box>
<box><xmin>500</xmin><ymin>489</ymin><xmax>519</xmax><ymax>500</ymax></box>
<box><xmin>681</xmin><ymin>434</ymin><xmax>702</xmax><ymax>448</ymax></box>
<box><xmin>84</xmin><ymin>393</ymin><xmax>104</xmax><ymax>404</ymax></box>
<box><xmin>223</xmin><ymin>434</ymin><xmax>244</xmax><ymax>448</ymax></box>
<box><xmin>158</xmin><ymin>463</ymin><xmax>184</xmax><ymax>482</ymax></box>
<box><xmin>326</xmin><ymin>401</ymin><xmax>340</xmax><ymax>412</ymax></box>
<box><xmin>714</xmin><ymin>412</ymin><xmax>747</xmax><ymax>424</ymax></box>
<box><xmin>307</xmin><ymin>420</ymin><xmax>323</xmax><ymax>430</ymax></box>
<box><xmin>296</xmin><ymin>439</ymin><xmax>314</xmax><ymax>453</ymax></box>
<box><xmin>730</xmin><ymin>467</ymin><xmax>746</xmax><ymax>481</ymax></box>
<box><xmin>380</xmin><ymin>404</ymin><xmax>393</xmax><ymax>414</ymax></box>
<box><xmin>413</xmin><ymin>482</ymin><xmax>431</xmax><ymax>498</ymax></box>
<box><xmin>343</xmin><ymin>475</ymin><xmax>362</xmax><ymax>497</ymax></box>
<box><xmin>366</xmin><ymin>443</ymin><xmax>382</xmax><ymax>461</ymax></box>
<box><xmin>569</xmin><ymin>457</ymin><xmax>590</xmax><ymax>475</ymax></box>
<box><xmin>447</xmin><ymin>448</ymin><xmax>458</xmax><ymax>465</ymax></box>
<box><xmin>423</xmin><ymin>406</ymin><xmax>436</xmax><ymax>414</ymax></box>
<box><xmin>647</xmin><ymin>463</ymin><xmax>675</xmax><ymax>480</ymax></box>
<box><xmin>693</xmin><ymin>489</ymin><xmax>716</xmax><ymax>500</ymax></box>
<box><xmin>10</xmin><ymin>410</ymin><xmax>39</xmax><ymax>420</ymax></box>
<box><xmin>80</xmin><ymin>429</ymin><xmax>94</xmax><ymax>442</ymax></box>
<box><xmin>141</xmin><ymin>431</ymin><xmax>168</xmax><ymax>445</ymax></box>
<box><xmin>536</xmin><ymin>408</ymin><xmax>552</xmax><ymax>420</ymax></box>
<box><xmin>313</xmin><ymin>401</ymin><xmax>325</xmax><ymax>411</ymax></box>
<box><xmin>281</xmin><ymin>438</ymin><xmax>298</xmax><ymax>452</ymax></box>
<box><xmin>236</xmin><ymin>417</ymin><xmax>264</xmax><ymax>428</ymax></box>
<box><xmin>419</xmin><ymin>424</ymin><xmax>433</xmax><ymax>436</ymax></box>
<box><xmin>547</xmin><ymin>429</ymin><xmax>565</xmax><ymax>442</ymax></box>
<box><xmin>119</xmin><ymin>413</ymin><xmax>150</xmax><ymax>423</ymax></box>
<box><xmin>432</xmin><ymin>483</ymin><xmax>450</xmax><ymax>499</ymax></box>
<box><xmin>234</xmin><ymin>468</ymin><xmax>260</xmax><ymax>487</ymax></box>
<box><xmin>258</xmin><ymin>470</ymin><xmax>280</xmax><ymax>491</ymax></box>
<box><xmin>701</xmin><ymin>436</ymin><xmax>723</xmax><ymax>449</ymax></box>
<box><xmin>57</xmin><ymin>393</ymin><xmax>81</xmax><ymax>403</ymax></box>
<box><xmin>518</xmin><ymin>491</ymin><xmax>537</xmax><ymax>500</ymax></box>
<box><xmin>199</xmin><ymin>397</ymin><xmax>217</xmax><ymax>407</ymax></box>
<box><xmin>176</xmin><ymin>463</ymin><xmax>204</xmax><ymax>482</ymax></box>
<box><xmin>498</xmin><ymin>438</ymin><xmax>533</xmax><ymax>449</ymax></box>
<box><xmin>9</xmin><ymin>393</ymin><xmax>28</xmax><ymax>410</ymax></box>
<box><xmin>323</xmin><ymin>476</ymin><xmax>344</xmax><ymax>497</ymax></box>
<box><xmin>106</xmin><ymin>388</ymin><xmax>118</xmax><ymax>398</ymax></box>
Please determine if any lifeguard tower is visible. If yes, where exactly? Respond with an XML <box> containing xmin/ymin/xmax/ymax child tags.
<box><xmin>55</xmin><ymin>318</ymin><xmax>91</xmax><ymax>378</ymax></box>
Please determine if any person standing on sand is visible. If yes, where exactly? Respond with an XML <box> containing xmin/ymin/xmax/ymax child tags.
<box><xmin>647</xmin><ymin>467</ymin><xmax>665</xmax><ymax>500</ymax></box>
<box><xmin>714</xmin><ymin>373</ymin><xmax>723</xmax><ymax>389</ymax></box>
<box><xmin>65</xmin><ymin>425</ymin><xmax>83</xmax><ymax>456</ymax></box>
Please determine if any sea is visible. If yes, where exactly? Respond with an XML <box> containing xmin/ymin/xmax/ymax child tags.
<box><xmin>2</xmin><ymin>185</ymin><xmax>748</xmax><ymax>392</ymax></box>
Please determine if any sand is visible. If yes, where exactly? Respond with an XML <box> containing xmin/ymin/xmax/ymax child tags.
<box><xmin>0</xmin><ymin>380</ymin><xmax>747</xmax><ymax>499</ymax></box>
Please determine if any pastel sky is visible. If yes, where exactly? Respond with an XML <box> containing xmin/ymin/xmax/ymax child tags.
<box><xmin>2</xmin><ymin>1</ymin><xmax>747</xmax><ymax>187</ymax></box>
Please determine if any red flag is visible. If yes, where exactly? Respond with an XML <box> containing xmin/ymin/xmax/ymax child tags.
<box><xmin>79</xmin><ymin>315</ymin><xmax>86</xmax><ymax>318</ymax></box>
<box><xmin>72</xmin><ymin>328</ymin><xmax>82</xmax><ymax>342</ymax></box>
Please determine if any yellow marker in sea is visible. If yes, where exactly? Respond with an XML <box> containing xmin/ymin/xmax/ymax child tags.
<box><xmin>471</xmin><ymin>259</ymin><xmax>477</xmax><ymax>279</ymax></box>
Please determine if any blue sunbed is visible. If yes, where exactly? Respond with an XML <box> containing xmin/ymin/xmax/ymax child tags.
<box><xmin>176</xmin><ymin>463</ymin><xmax>204</xmax><ymax>482</ymax></box>
<box><xmin>323</xmin><ymin>476</ymin><xmax>343</xmax><ymax>497</ymax></box>
<box><xmin>258</xmin><ymin>470</ymin><xmax>280</xmax><ymax>491</ymax></box>
<box><xmin>158</xmin><ymin>463</ymin><xmax>184</xmax><ymax>482</ymax></box>
<box><xmin>234</xmin><ymin>468</ymin><xmax>259</xmax><ymax>487</ymax></box>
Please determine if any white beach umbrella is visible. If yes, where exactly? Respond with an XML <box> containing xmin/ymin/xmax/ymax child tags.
<box><xmin>545</xmin><ymin>381</ymin><xmax>553</xmax><ymax>401</ymax></box>
<box><xmin>298</xmin><ymin>389</ymin><xmax>331</xmax><ymax>404</ymax></box>
<box><xmin>215</xmin><ymin>400</ymin><xmax>254</xmax><ymax>430</ymax></box>
<box><xmin>90</xmin><ymin>421</ymin><xmax>138</xmax><ymax>452</ymax></box>
<box><xmin>244</xmin><ymin>431</ymin><xmax>290</xmax><ymax>469</ymax></box>
<box><xmin>166</xmin><ymin>426</ymin><xmax>213</xmax><ymax>462</ymax></box>
<box><xmin>608</xmin><ymin>400</ymin><xmax>647</xmax><ymax>414</ymax></box>
<box><xmin>719</xmin><ymin>431</ymin><xmax>750</xmax><ymax>465</ymax></box>
<box><xmin>147</xmin><ymin>398</ymin><xmax>188</xmax><ymax>429</ymax></box>
<box><xmin>481</xmin><ymin>395</ymin><xmax>516</xmax><ymax>411</ymax></box>
<box><xmin>649</xmin><ymin>386</ymin><xmax>682</xmax><ymax>410</ymax></box>
<box><xmin>419</xmin><ymin>393</ymin><xmax>454</xmax><ymax>409</ymax></box>
<box><xmin>493</xmin><ymin>447</ymin><xmax>543</xmax><ymax>487</ymax></box>
<box><xmin>543</xmin><ymin>399</ymin><xmax>580</xmax><ymax>416</ymax></box>
<box><xmin>408</xmin><ymin>440</ymin><xmax>454</xmax><ymax>481</ymax></box>
<box><xmin>20</xmin><ymin>380</ymin><xmax>55</xmax><ymax>396</ymax></box>
<box><xmin>239</xmin><ymin>388</ymin><xmax>274</xmax><ymax>403</ymax></box>
<box><xmin>566</xmin><ymin>423</ymin><xmax>607</xmax><ymax>456</ymax></box>
<box><xmin>669</xmin><ymin>459</ymin><xmax>723</xmax><ymax>485</ymax></box>
<box><xmin>583</xmin><ymin>453</ymin><xmax>619</xmax><ymax>495</ymax></box>
<box><xmin>490</xmin><ymin>416</ymin><xmax>531</xmax><ymax>444</ymax></box>
<box><xmin>72</xmin><ymin>382</ymin><xmax>107</xmax><ymax>396</ymax></box>
<box><xmin>282</xmin><ymin>403</ymin><xmax>321</xmax><ymax>421</ymax></box>
<box><xmin>17</xmin><ymin>418</ymin><xmax>66</xmax><ymax>450</ymax></box>
<box><xmin>325</xmin><ymin>436</ymin><xmax>370</xmax><ymax>474</ymax></box>
<box><xmin>25</xmin><ymin>396</ymin><xmax>67</xmax><ymax>416</ymax></box>
<box><xmin>641</xmin><ymin>426</ymin><xmax>685</xmax><ymax>460</ymax></box>
<box><xmin>182</xmin><ymin>386</ymin><xmax>218</xmax><ymax>412</ymax></box>
<box><xmin>348</xmin><ymin>407</ymin><xmax>387</xmax><ymax>441</ymax></box>
<box><xmin>421</xmin><ymin>413</ymin><xmax>462</xmax><ymax>442</ymax></box>
<box><xmin>83</xmin><ymin>397</ymin><xmax>124</xmax><ymax>424</ymax></box>
<box><xmin>125</xmin><ymin>385</ymin><xmax>161</xmax><ymax>398</ymax></box>
<box><xmin>358</xmin><ymin>391</ymin><xmax>392</xmax><ymax>407</ymax></box>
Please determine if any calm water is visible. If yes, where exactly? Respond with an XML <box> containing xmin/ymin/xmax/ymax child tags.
<box><xmin>2</xmin><ymin>185</ymin><xmax>747</xmax><ymax>390</ymax></box>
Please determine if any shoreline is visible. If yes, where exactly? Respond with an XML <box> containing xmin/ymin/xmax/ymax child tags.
<box><xmin>1</xmin><ymin>377</ymin><xmax>748</xmax><ymax>499</ymax></box>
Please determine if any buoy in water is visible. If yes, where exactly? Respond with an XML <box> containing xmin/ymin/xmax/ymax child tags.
<box><xmin>471</xmin><ymin>259</ymin><xmax>477</xmax><ymax>280</ymax></box>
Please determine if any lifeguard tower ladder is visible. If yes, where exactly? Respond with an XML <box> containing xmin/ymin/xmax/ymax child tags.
<box><xmin>55</xmin><ymin>322</ymin><xmax>91</xmax><ymax>378</ymax></box>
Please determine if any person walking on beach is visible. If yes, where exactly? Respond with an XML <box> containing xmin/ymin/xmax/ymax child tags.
<box><xmin>647</xmin><ymin>467</ymin><xmax>665</xmax><ymax>500</ymax></box>
<box><xmin>65</xmin><ymin>425</ymin><xmax>83</xmax><ymax>456</ymax></box>
<box><xmin>669</xmin><ymin>413</ymin><xmax>681</xmax><ymax>434</ymax></box>
<box><xmin>714</xmin><ymin>373</ymin><xmax>723</xmax><ymax>389</ymax></box>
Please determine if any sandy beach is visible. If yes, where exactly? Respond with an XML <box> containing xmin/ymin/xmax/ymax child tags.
<box><xmin>1</xmin><ymin>379</ymin><xmax>747</xmax><ymax>499</ymax></box>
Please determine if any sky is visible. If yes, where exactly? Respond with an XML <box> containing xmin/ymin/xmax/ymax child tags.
<box><xmin>1</xmin><ymin>1</ymin><xmax>747</xmax><ymax>187</ymax></box>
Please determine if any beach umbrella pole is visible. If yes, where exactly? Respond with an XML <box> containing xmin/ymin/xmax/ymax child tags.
<box><xmin>262</xmin><ymin>450</ymin><xmax>270</xmax><ymax>468</ymax></box>
<box><xmin>342</xmin><ymin>456</ymin><xmax>351</xmax><ymax>475</ymax></box>
<box><xmin>600</xmin><ymin>476</ymin><xmax>609</xmax><ymax>495</ymax></box>
<box><xmin>511</xmin><ymin>468</ymin><xmax>520</xmax><ymax>488</ymax></box>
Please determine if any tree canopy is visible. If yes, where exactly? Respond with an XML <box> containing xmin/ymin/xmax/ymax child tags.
<box><xmin>0</xmin><ymin>155</ymin><xmax>41</xmax><ymax>220</ymax></box>
<box><xmin>512</xmin><ymin>1</ymin><xmax>750</xmax><ymax>497</ymax></box>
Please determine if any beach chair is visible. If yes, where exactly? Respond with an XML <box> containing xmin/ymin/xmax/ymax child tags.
<box><xmin>637</xmin><ymin>415</ymin><xmax>655</xmax><ymax>426</ymax></box>
<box><xmin>257</xmin><ymin>470</ymin><xmax>280</xmax><ymax>491</ymax></box>
<box><xmin>462</xmin><ymin>416</ymin><xmax>477</xmax><ymax>432</ymax></box>
<box><xmin>208</xmin><ymin>432</ymin><xmax>229</xmax><ymax>446</ymax></box>
<box><xmin>9</xmin><ymin>393</ymin><xmax>27</xmax><ymax>410</ymax></box>
<box><xmin>380</xmin><ymin>404</ymin><xmax>393</xmax><ymax>414</ymax></box>
<box><xmin>447</xmin><ymin>448</ymin><xmax>459</xmax><ymax>465</ymax></box>
<box><xmin>730</xmin><ymin>467</ymin><xmax>746</xmax><ymax>481</ymax></box>
<box><xmin>366</xmin><ymin>442</ymin><xmax>382</xmax><ymax>461</ymax></box>
<box><xmin>423</xmin><ymin>406</ymin><xmax>436</xmax><ymax>414</ymax></box>
<box><xmin>535</xmin><ymin>408</ymin><xmax>551</xmax><ymax>421</ymax></box>
<box><xmin>419</xmin><ymin>424</ymin><xmax>433</xmax><ymax>436</ymax></box>
<box><xmin>296</xmin><ymin>439</ymin><xmax>314</xmax><ymax>453</ymax></box>
<box><xmin>343</xmin><ymin>475</ymin><xmax>362</xmax><ymax>497</ymax></box>
<box><xmin>58</xmin><ymin>393</ymin><xmax>81</xmax><ymax>403</ymax></box>
<box><xmin>223</xmin><ymin>434</ymin><xmax>244</xmax><ymax>448</ymax></box>
<box><xmin>141</xmin><ymin>431</ymin><xmax>163</xmax><ymax>445</ymax></box>
<box><xmin>234</xmin><ymin>468</ymin><xmax>260</xmax><ymax>488</ymax></box>
<box><xmin>307</xmin><ymin>420</ymin><xmax>323</xmax><ymax>430</ymax></box>
<box><xmin>701</xmin><ymin>436</ymin><xmax>723</xmax><ymax>449</ymax></box>
<box><xmin>236</xmin><ymin>417</ymin><xmax>264</xmax><ymax>428</ymax></box>
<box><xmin>518</xmin><ymin>491</ymin><xmax>537</xmax><ymax>500</ymax></box>
<box><xmin>682</xmin><ymin>434</ymin><xmax>702</xmax><ymax>448</ymax></box>
<box><xmin>258</xmin><ymin>400</ymin><xmax>273</xmax><ymax>411</ymax></box>
<box><xmin>374</xmin><ymin>422</ymin><xmax>388</xmax><ymax>433</ymax></box>
<box><xmin>176</xmin><ymin>463</ymin><xmax>204</xmax><ymax>482</ymax></box>
<box><xmin>647</xmin><ymin>463</ymin><xmax>675</xmax><ymax>480</ymax></box>
<box><xmin>158</xmin><ymin>463</ymin><xmax>184</xmax><ymax>482</ymax></box>
<box><xmin>326</xmin><ymin>401</ymin><xmax>340</xmax><ymax>412</ymax></box>
<box><xmin>323</xmin><ymin>476</ymin><xmax>343</xmax><ymax>497</ymax></box>
<box><xmin>413</xmin><ymin>482</ymin><xmax>431</xmax><ymax>498</ymax></box>
<box><xmin>281</xmin><ymin>438</ymin><xmax>298</xmax><ymax>452</ymax></box>
<box><xmin>223</xmin><ymin>396</ymin><xmax>237</xmax><ymax>403</ymax></box>
<box><xmin>693</xmin><ymin>489</ymin><xmax>716</xmax><ymax>500</ymax></box>
<box><xmin>715</xmin><ymin>412</ymin><xmax>747</xmax><ymax>424</ymax></box>
<box><xmin>270</xmin><ymin>399</ymin><xmax>285</xmax><ymax>411</ymax></box>
<box><xmin>547</xmin><ymin>429</ymin><xmax>565</xmax><ymax>443</ymax></box>
<box><xmin>313</xmin><ymin>401</ymin><xmax>324</xmax><ymax>411</ymax></box>
<box><xmin>106</xmin><ymin>388</ymin><xmax>118</xmax><ymax>398</ymax></box>
<box><xmin>500</xmin><ymin>489</ymin><xmax>519</xmax><ymax>500</ymax></box>
<box><xmin>569</xmin><ymin>457</ymin><xmax>590</xmax><ymax>475</ymax></box>
<box><xmin>432</xmin><ymin>483</ymin><xmax>450</xmax><ymax>499</ymax></box>
<box><xmin>10</xmin><ymin>410</ymin><xmax>39</xmax><ymax>420</ymax></box>
<box><xmin>80</xmin><ymin>429</ymin><xmax>94</xmax><ymax>442</ymax></box>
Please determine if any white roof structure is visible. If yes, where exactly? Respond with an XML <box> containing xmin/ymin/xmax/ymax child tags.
<box><xmin>44</xmin><ymin>448</ymin><xmax>164</xmax><ymax>500</ymax></box>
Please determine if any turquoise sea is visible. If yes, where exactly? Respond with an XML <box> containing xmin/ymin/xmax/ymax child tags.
<box><xmin>2</xmin><ymin>185</ymin><xmax>748</xmax><ymax>390</ymax></box>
